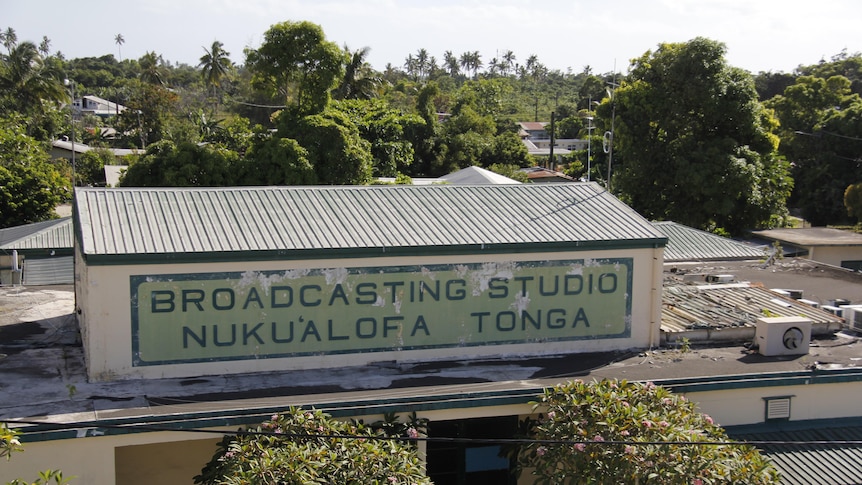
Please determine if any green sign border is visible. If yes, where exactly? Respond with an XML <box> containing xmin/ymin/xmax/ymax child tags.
<box><xmin>130</xmin><ymin>258</ymin><xmax>633</xmax><ymax>366</ymax></box>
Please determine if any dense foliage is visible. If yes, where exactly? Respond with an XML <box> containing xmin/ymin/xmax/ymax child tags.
<box><xmin>517</xmin><ymin>379</ymin><xmax>780</xmax><ymax>485</ymax></box>
<box><xmin>610</xmin><ymin>38</ymin><xmax>792</xmax><ymax>234</ymax></box>
<box><xmin>0</xmin><ymin>116</ymin><xmax>67</xmax><ymax>227</ymax></box>
<box><xmin>194</xmin><ymin>408</ymin><xmax>430</xmax><ymax>485</ymax></box>
<box><xmin>1</xmin><ymin>20</ymin><xmax>861</xmax><ymax>229</ymax></box>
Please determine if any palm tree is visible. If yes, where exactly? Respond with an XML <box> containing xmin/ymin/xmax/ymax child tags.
<box><xmin>0</xmin><ymin>41</ymin><xmax>65</xmax><ymax>131</ymax></box>
<box><xmin>443</xmin><ymin>51</ymin><xmax>459</xmax><ymax>77</ymax></box>
<box><xmin>502</xmin><ymin>50</ymin><xmax>516</xmax><ymax>76</ymax></box>
<box><xmin>415</xmin><ymin>48</ymin><xmax>429</xmax><ymax>80</ymax></box>
<box><xmin>38</xmin><ymin>36</ymin><xmax>50</xmax><ymax>57</ymax></box>
<box><xmin>462</xmin><ymin>51</ymin><xmax>482</xmax><ymax>79</ymax></box>
<box><xmin>114</xmin><ymin>34</ymin><xmax>124</xmax><ymax>61</ymax></box>
<box><xmin>404</xmin><ymin>53</ymin><xmax>417</xmax><ymax>80</ymax></box>
<box><xmin>334</xmin><ymin>45</ymin><xmax>381</xmax><ymax>100</ymax></box>
<box><xmin>488</xmin><ymin>57</ymin><xmax>501</xmax><ymax>76</ymax></box>
<box><xmin>198</xmin><ymin>40</ymin><xmax>232</xmax><ymax>110</ymax></box>
<box><xmin>1</xmin><ymin>27</ymin><xmax>17</xmax><ymax>52</ymax></box>
<box><xmin>138</xmin><ymin>51</ymin><xmax>165</xmax><ymax>85</ymax></box>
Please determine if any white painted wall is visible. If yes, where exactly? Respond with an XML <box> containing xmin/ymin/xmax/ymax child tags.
<box><xmin>78</xmin><ymin>247</ymin><xmax>663</xmax><ymax>381</ymax></box>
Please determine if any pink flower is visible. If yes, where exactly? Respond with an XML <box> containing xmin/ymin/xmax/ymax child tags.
<box><xmin>704</xmin><ymin>415</ymin><xmax>714</xmax><ymax>425</ymax></box>
<box><xmin>388</xmin><ymin>477</ymin><xmax>397</xmax><ymax>484</ymax></box>
<box><xmin>625</xmin><ymin>445</ymin><xmax>635</xmax><ymax>454</ymax></box>
<box><xmin>620</xmin><ymin>430</ymin><xmax>630</xmax><ymax>436</ymax></box>
<box><xmin>406</xmin><ymin>428</ymin><xmax>419</xmax><ymax>439</ymax></box>
<box><xmin>659</xmin><ymin>421</ymin><xmax>670</xmax><ymax>428</ymax></box>
<box><xmin>663</xmin><ymin>398</ymin><xmax>673</xmax><ymax>406</ymax></box>
<box><xmin>536</xmin><ymin>446</ymin><xmax>547</xmax><ymax>456</ymax></box>
<box><xmin>642</xmin><ymin>420</ymin><xmax>652</xmax><ymax>428</ymax></box>
<box><xmin>271</xmin><ymin>413</ymin><xmax>279</xmax><ymax>421</ymax></box>
<box><xmin>692</xmin><ymin>479</ymin><xmax>703</xmax><ymax>485</ymax></box>
<box><xmin>622</xmin><ymin>401</ymin><xmax>630</xmax><ymax>408</ymax></box>
<box><xmin>593</xmin><ymin>435</ymin><xmax>605</xmax><ymax>442</ymax></box>
<box><xmin>574</xmin><ymin>443</ymin><xmax>586</xmax><ymax>452</ymax></box>
<box><xmin>547</xmin><ymin>411</ymin><xmax>556</xmax><ymax>419</ymax></box>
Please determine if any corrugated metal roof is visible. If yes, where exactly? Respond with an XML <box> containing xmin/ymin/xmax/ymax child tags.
<box><xmin>653</xmin><ymin>221</ymin><xmax>766</xmax><ymax>262</ymax></box>
<box><xmin>0</xmin><ymin>218</ymin><xmax>73</xmax><ymax>250</ymax></box>
<box><xmin>730</xmin><ymin>423</ymin><xmax>862</xmax><ymax>485</ymax></box>
<box><xmin>661</xmin><ymin>283</ymin><xmax>843</xmax><ymax>337</ymax></box>
<box><xmin>74</xmin><ymin>184</ymin><xmax>666</xmax><ymax>257</ymax></box>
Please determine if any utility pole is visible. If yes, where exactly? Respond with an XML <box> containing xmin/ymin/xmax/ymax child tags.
<box><xmin>549</xmin><ymin>111</ymin><xmax>555</xmax><ymax>170</ymax></box>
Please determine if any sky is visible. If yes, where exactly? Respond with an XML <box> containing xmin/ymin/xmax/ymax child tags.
<box><xmin>4</xmin><ymin>0</ymin><xmax>861</xmax><ymax>76</ymax></box>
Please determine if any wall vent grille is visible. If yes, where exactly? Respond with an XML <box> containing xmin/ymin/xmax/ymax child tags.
<box><xmin>764</xmin><ymin>397</ymin><xmax>792</xmax><ymax>420</ymax></box>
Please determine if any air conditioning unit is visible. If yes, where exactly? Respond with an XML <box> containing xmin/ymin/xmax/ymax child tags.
<box><xmin>755</xmin><ymin>317</ymin><xmax>811</xmax><ymax>356</ymax></box>
<box><xmin>705</xmin><ymin>274</ymin><xmax>734</xmax><ymax>283</ymax></box>
<box><xmin>840</xmin><ymin>305</ymin><xmax>862</xmax><ymax>332</ymax></box>
<box><xmin>822</xmin><ymin>305</ymin><xmax>843</xmax><ymax>317</ymax></box>
<box><xmin>797</xmin><ymin>299</ymin><xmax>819</xmax><ymax>308</ymax></box>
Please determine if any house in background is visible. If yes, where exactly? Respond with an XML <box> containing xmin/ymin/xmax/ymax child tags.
<box><xmin>72</xmin><ymin>95</ymin><xmax>126</xmax><ymax>119</ymax></box>
<box><xmin>518</xmin><ymin>121</ymin><xmax>588</xmax><ymax>166</ymax></box>
<box><xmin>51</xmin><ymin>139</ymin><xmax>138</xmax><ymax>162</ymax></box>
<box><xmin>752</xmin><ymin>227</ymin><xmax>862</xmax><ymax>271</ymax></box>
<box><xmin>519</xmin><ymin>166</ymin><xmax>576</xmax><ymax>183</ymax></box>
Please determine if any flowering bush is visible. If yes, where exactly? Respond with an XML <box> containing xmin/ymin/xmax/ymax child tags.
<box><xmin>2</xmin><ymin>422</ymin><xmax>69</xmax><ymax>485</ymax></box>
<box><xmin>516</xmin><ymin>379</ymin><xmax>779</xmax><ymax>484</ymax></box>
<box><xmin>194</xmin><ymin>407</ymin><xmax>430</xmax><ymax>485</ymax></box>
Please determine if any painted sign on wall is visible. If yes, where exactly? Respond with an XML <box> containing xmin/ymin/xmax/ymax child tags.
<box><xmin>130</xmin><ymin>258</ymin><xmax>633</xmax><ymax>365</ymax></box>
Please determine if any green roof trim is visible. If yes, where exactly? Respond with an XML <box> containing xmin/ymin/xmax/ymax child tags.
<box><xmin>80</xmin><ymin>239</ymin><xmax>666</xmax><ymax>266</ymax></box>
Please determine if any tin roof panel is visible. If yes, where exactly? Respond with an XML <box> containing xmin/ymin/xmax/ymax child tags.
<box><xmin>75</xmin><ymin>184</ymin><xmax>666</xmax><ymax>257</ymax></box>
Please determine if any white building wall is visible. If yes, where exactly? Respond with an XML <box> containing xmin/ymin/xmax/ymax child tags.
<box><xmin>78</xmin><ymin>247</ymin><xmax>663</xmax><ymax>381</ymax></box>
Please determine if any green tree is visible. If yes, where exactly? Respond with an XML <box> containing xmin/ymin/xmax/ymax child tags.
<box><xmin>240</xmin><ymin>137</ymin><xmax>316</xmax><ymax>185</ymax></box>
<box><xmin>333</xmin><ymin>99</ymin><xmax>424</xmax><ymax>177</ymax></box>
<box><xmin>845</xmin><ymin>182</ymin><xmax>862</xmax><ymax>219</ymax></box>
<box><xmin>0</xmin><ymin>116</ymin><xmax>66</xmax><ymax>228</ymax></box>
<box><xmin>194</xmin><ymin>407</ymin><xmax>430</xmax><ymax>485</ymax></box>
<box><xmin>114</xmin><ymin>80</ymin><xmax>179</xmax><ymax>147</ymax></box>
<box><xmin>488</xmin><ymin>163</ymin><xmax>529</xmax><ymax>182</ymax></box>
<box><xmin>480</xmin><ymin>131</ymin><xmax>530</xmax><ymax>168</ymax></box>
<box><xmin>516</xmin><ymin>379</ymin><xmax>779</xmax><ymax>484</ymax></box>
<box><xmin>610</xmin><ymin>37</ymin><xmax>792</xmax><ymax>234</ymax></box>
<box><xmin>0</xmin><ymin>40</ymin><xmax>66</xmax><ymax>139</ymax></box>
<box><xmin>138</xmin><ymin>51</ymin><xmax>165</xmax><ymax>85</ymax></box>
<box><xmin>74</xmin><ymin>148</ymin><xmax>114</xmax><ymax>186</ymax></box>
<box><xmin>279</xmin><ymin>108</ymin><xmax>373</xmax><ymax>185</ymax></box>
<box><xmin>198</xmin><ymin>41</ymin><xmax>233</xmax><ymax>112</ymax></box>
<box><xmin>334</xmin><ymin>45</ymin><xmax>381</xmax><ymax>101</ymax></box>
<box><xmin>119</xmin><ymin>140</ymin><xmax>238</xmax><ymax>187</ymax></box>
<box><xmin>768</xmin><ymin>74</ymin><xmax>862</xmax><ymax>225</ymax></box>
<box><xmin>244</xmin><ymin>21</ymin><xmax>343</xmax><ymax>116</ymax></box>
